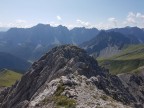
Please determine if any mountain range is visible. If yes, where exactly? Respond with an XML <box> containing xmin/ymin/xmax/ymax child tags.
<box><xmin>1</xmin><ymin>24</ymin><xmax>144</xmax><ymax>61</ymax></box>
<box><xmin>81</xmin><ymin>31</ymin><xmax>138</xmax><ymax>57</ymax></box>
<box><xmin>81</xmin><ymin>27</ymin><xmax>144</xmax><ymax>58</ymax></box>
<box><xmin>0</xmin><ymin>25</ymin><xmax>144</xmax><ymax>108</ymax></box>
<box><xmin>0</xmin><ymin>24</ymin><xmax>144</xmax><ymax>76</ymax></box>
<box><xmin>109</xmin><ymin>27</ymin><xmax>144</xmax><ymax>43</ymax></box>
<box><xmin>0</xmin><ymin>24</ymin><xmax>99</xmax><ymax>61</ymax></box>
<box><xmin>0</xmin><ymin>45</ymin><xmax>143</xmax><ymax>108</ymax></box>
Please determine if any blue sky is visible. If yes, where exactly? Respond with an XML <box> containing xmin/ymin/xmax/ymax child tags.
<box><xmin>0</xmin><ymin>0</ymin><xmax>144</xmax><ymax>29</ymax></box>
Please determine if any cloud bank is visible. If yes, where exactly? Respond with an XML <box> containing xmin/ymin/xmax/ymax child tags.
<box><xmin>0</xmin><ymin>12</ymin><xmax>144</xmax><ymax>30</ymax></box>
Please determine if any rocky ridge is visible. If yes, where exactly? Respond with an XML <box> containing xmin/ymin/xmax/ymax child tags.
<box><xmin>0</xmin><ymin>45</ymin><xmax>143</xmax><ymax>108</ymax></box>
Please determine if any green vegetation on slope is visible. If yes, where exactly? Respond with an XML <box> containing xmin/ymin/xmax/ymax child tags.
<box><xmin>0</xmin><ymin>69</ymin><xmax>22</xmax><ymax>87</ymax></box>
<box><xmin>39</xmin><ymin>84</ymin><xmax>76</xmax><ymax>108</ymax></box>
<box><xmin>110</xmin><ymin>44</ymin><xmax>144</xmax><ymax>60</ymax></box>
<box><xmin>98</xmin><ymin>44</ymin><xmax>144</xmax><ymax>75</ymax></box>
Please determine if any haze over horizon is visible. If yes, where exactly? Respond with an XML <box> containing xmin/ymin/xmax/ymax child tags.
<box><xmin>0</xmin><ymin>0</ymin><xmax>144</xmax><ymax>29</ymax></box>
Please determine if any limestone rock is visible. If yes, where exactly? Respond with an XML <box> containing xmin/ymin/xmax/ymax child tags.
<box><xmin>0</xmin><ymin>45</ymin><xmax>143</xmax><ymax>108</ymax></box>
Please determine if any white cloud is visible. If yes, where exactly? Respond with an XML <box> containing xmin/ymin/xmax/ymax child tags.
<box><xmin>127</xmin><ymin>12</ymin><xmax>135</xmax><ymax>18</ymax></box>
<box><xmin>76</xmin><ymin>19</ymin><xmax>90</xmax><ymax>27</ymax></box>
<box><xmin>51</xmin><ymin>13</ymin><xmax>144</xmax><ymax>29</ymax></box>
<box><xmin>0</xmin><ymin>12</ymin><xmax>144</xmax><ymax>30</ymax></box>
<box><xmin>15</xmin><ymin>19</ymin><xmax>29</xmax><ymax>28</ymax></box>
<box><xmin>0</xmin><ymin>22</ymin><xmax>2</xmax><ymax>27</ymax></box>
<box><xmin>56</xmin><ymin>16</ymin><xmax>62</xmax><ymax>21</ymax></box>
<box><xmin>108</xmin><ymin>17</ymin><xmax>118</xmax><ymax>27</ymax></box>
<box><xmin>65</xmin><ymin>24</ymin><xmax>76</xmax><ymax>29</ymax></box>
<box><xmin>93</xmin><ymin>23</ymin><xmax>115</xmax><ymax>30</ymax></box>
<box><xmin>136</xmin><ymin>13</ymin><xmax>144</xmax><ymax>19</ymax></box>
<box><xmin>0</xmin><ymin>19</ymin><xmax>33</xmax><ymax>28</ymax></box>
<box><xmin>49</xmin><ymin>21</ymin><xmax>60</xmax><ymax>27</ymax></box>
<box><xmin>124</xmin><ymin>12</ymin><xmax>144</xmax><ymax>28</ymax></box>
<box><xmin>108</xmin><ymin>17</ymin><xmax>116</xmax><ymax>22</ymax></box>
<box><xmin>16</xmin><ymin>19</ymin><xmax>27</xmax><ymax>23</ymax></box>
<box><xmin>127</xmin><ymin>17</ymin><xmax>136</xmax><ymax>24</ymax></box>
<box><xmin>126</xmin><ymin>12</ymin><xmax>136</xmax><ymax>24</ymax></box>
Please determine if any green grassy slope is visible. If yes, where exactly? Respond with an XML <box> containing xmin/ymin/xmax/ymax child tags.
<box><xmin>0</xmin><ymin>69</ymin><xmax>22</xmax><ymax>87</ymax></box>
<box><xmin>98</xmin><ymin>44</ymin><xmax>144</xmax><ymax>75</ymax></box>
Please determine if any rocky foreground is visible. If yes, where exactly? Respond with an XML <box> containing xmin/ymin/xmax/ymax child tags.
<box><xmin>0</xmin><ymin>87</ymin><xmax>5</xmax><ymax>93</ymax></box>
<box><xmin>0</xmin><ymin>45</ymin><xmax>144</xmax><ymax>108</ymax></box>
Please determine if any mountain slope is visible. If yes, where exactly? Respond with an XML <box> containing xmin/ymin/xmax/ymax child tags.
<box><xmin>0</xmin><ymin>45</ymin><xmax>144</xmax><ymax>108</ymax></box>
<box><xmin>0</xmin><ymin>26</ymin><xmax>144</xmax><ymax>61</ymax></box>
<box><xmin>0</xmin><ymin>24</ymin><xmax>99</xmax><ymax>61</ymax></box>
<box><xmin>0</xmin><ymin>69</ymin><xmax>22</xmax><ymax>87</ymax></box>
<box><xmin>98</xmin><ymin>44</ymin><xmax>144</xmax><ymax>74</ymax></box>
<box><xmin>81</xmin><ymin>31</ymin><xmax>139</xmax><ymax>58</ymax></box>
<box><xmin>0</xmin><ymin>52</ymin><xmax>31</xmax><ymax>73</ymax></box>
<box><xmin>70</xmin><ymin>27</ymin><xmax>99</xmax><ymax>44</ymax></box>
<box><xmin>109</xmin><ymin>27</ymin><xmax>144</xmax><ymax>43</ymax></box>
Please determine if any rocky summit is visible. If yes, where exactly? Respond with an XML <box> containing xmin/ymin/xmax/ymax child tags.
<box><xmin>0</xmin><ymin>45</ymin><xmax>144</xmax><ymax>108</ymax></box>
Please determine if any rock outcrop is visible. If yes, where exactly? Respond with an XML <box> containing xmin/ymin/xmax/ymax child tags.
<box><xmin>0</xmin><ymin>45</ymin><xmax>143</xmax><ymax>108</ymax></box>
<box><xmin>118</xmin><ymin>71</ymin><xmax>144</xmax><ymax>107</ymax></box>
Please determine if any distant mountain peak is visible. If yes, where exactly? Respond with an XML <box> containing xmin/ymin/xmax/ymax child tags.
<box><xmin>32</xmin><ymin>23</ymin><xmax>51</xmax><ymax>29</ymax></box>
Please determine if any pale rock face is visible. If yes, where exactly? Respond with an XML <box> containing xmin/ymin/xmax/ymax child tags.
<box><xmin>118</xmin><ymin>71</ymin><xmax>144</xmax><ymax>105</ymax></box>
<box><xmin>98</xmin><ymin>46</ymin><xmax>121</xmax><ymax>58</ymax></box>
<box><xmin>0</xmin><ymin>87</ymin><xmax>5</xmax><ymax>93</ymax></box>
<box><xmin>29</xmin><ymin>79</ymin><xmax>60</xmax><ymax>107</ymax></box>
<box><xmin>27</xmin><ymin>74</ymin><xmax>131</xmax><ymax>108</ymax></box>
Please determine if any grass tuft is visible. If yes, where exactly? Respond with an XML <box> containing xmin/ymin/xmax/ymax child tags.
<box><xmin>39</xmin><ymin>84</ymin><xmax>76</xmax><ymax>108</ymax></box>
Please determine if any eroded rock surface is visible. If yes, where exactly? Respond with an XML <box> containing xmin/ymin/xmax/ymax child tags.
<box><xmin>118</xmin><ymin>71</ymin><xmax>144</xmax><ymax>107</ymax></box>
<box><xmin>0</xmin><ymin>45</ymin><xmax>143</xmax><ymax>108</ymax></box>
